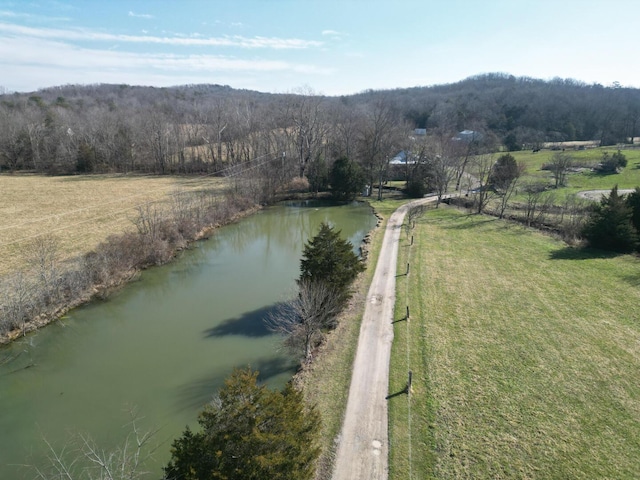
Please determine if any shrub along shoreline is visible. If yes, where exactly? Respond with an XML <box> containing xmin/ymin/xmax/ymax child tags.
<box><xmin>293</xmin><ymin>196</ymin><xmax>403</xmax><ymax>479</ymax></box>
<box><xmin>0</xmin><ymin>191</ymin><xmax>258</xmax><ymax>345</ymax></box>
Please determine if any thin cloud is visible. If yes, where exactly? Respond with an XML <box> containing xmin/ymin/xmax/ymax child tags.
<box><xmin>321</xmin><ymin>29</ymin><xmax>346</xmax><ymax>40</ymax></box>
<box><xmin>0</xmin><ymin>10</ymin><xmax>70</xmax><ymax>22</ymax></box>
<box><xmin>0</xmin><ymin>35</ymin><xmax>332</xmax><ymax>74</ymax></box>
<box><xmin>0</xmin><ymin>22</ymin><xmax>323</xmax><ymax>49</ymax></box>
<box><xmin>128</xmin><ymin>11</ymin><xmax>154</xmax><ymax>19</ymax></box>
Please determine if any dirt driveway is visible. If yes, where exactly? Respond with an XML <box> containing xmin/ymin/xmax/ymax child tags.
<box><xmin>577</xmin><ymin>189</ymin><xmax>634</xmax><ymax>201</ymax></box>
<box><xmin>331</xmin><ymin>196</ymin><xmax>437</xmax><ymax>480</ymax></box>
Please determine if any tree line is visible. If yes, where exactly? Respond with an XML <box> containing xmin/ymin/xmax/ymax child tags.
<box><xmin>0</xmin><ymin>84</ymin><xmax>404</xmax><ymax>185</ymax></box>
<box><xmin>353</xmin><ymin>73</ymin><xmax>640</xmax><ymax>148</ymax></box>
<box><xmin>2</xmin><ymin>74</ymin><xmax>638</xmax><ymax>179</ymax></box>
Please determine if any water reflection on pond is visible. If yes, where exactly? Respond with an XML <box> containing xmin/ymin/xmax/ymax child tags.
<box><xmin>0</xmin><ymin>199</ymin><xmax>376</xmax><ymax>479</ymax></box>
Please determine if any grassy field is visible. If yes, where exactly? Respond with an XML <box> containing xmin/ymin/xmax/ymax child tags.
<box><xmin>390</xmin><ymin>206</ymin><xmax>640</xmax><ymax>479</ymax></box>
<box><xmin>509</xmin><ymin>147</ymin><xmax>640</xmax><ymax>198</ymax></box>
<box><xmin>0</xmin><ymin>174</ymin><xmax>226</xmax><ymax>276</ymax></box>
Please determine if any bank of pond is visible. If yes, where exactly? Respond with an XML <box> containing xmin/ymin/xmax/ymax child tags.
<box><xmin>0</xmin><ymin>200</ymin><xmax>377</xmax><ymax>479</ymax></box>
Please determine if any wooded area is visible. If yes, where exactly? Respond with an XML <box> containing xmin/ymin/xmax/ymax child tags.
<box><xmin>2</xmin><ymin>74</ymin><xmax>638</xmax><ymax>178</ymax></box>
<box><xmin>2</xmin><ymin>73</ymin><xmax>640</xmax><ymax>344</ymax></box>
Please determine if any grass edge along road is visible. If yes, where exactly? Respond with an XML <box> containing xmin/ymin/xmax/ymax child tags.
<box><xmin>389</xmin><ymin>206</ymin><xmax>640</xmax><ymax>479</ymax></box>
<box><xmin>297</xmin><ymin>195</ymin><xmax>409</xmax><ymax>480</ymax></box>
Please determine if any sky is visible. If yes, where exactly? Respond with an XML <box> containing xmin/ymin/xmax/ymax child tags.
<box><xmin>0</xmin><ymin>0</ymin><xmax>638</xmax><ymax>96</ymax></box>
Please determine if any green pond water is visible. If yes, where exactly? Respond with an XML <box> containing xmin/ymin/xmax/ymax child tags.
<box><xmin>0</xmin><ymin>200</ymin><xmax>376</xmax><ymax>479</ymax></box>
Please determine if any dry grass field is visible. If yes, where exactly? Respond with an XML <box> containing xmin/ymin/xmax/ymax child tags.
<box><xmin>0</xmin><ymin>174</ymin><xmax>227</xmax><ymax>276</ymax></box>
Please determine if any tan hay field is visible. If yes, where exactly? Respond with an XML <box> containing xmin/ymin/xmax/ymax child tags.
<box><xmin>0</xmin><ymin>174</ymin><xmax>226</xmax><ymax>276</ymax></box>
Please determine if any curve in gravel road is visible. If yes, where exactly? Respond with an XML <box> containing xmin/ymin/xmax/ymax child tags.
<box><xmin>331</xmin><ymin>196</ymin><xmax>437</xmax><ymax>480</ymax></box>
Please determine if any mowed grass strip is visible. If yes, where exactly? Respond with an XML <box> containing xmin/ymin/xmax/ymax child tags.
<box><xmin>298</xmin><ymin>194</ymin><xmax>409</xmax><ymax>479</ymax></box>
<box><xmin>0</xmin><ymin>174</ymin><xmax>226</xmax><ymax>276</ymax></box>
<box><xmin>390</xmin><ymin>207</ymin><xmax>640</xmax><ymax>479</ymax></box>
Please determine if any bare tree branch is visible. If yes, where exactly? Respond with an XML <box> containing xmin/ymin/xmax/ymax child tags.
<box><xmin>267</xmin><ymin>279</ymin><xmax>344</xmax><ymax>362</ymax></box>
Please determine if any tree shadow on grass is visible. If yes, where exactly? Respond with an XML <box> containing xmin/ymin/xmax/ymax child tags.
<box><xmin>203</xmin><ymin>305</ymin><xmax>277</xmax><ymax>339</ymax></box>
<box><xmin>620</xmin><ymin>272</ymin><xmax>640</xmax><ymax>287</ymax></box>
<box><xmin>174</xmin><ymin>356</ymin><xmax>297</xmax><ymax>412</ymax></box>
<box><xmin>549</xmin><ymin>246</ymin><xmax>622</xmax><ymax>261</ymax></box>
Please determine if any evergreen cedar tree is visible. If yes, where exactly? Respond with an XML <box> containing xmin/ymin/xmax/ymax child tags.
<box><xmin>299</xmin><ymin>222</ymin><xmax>365</xmax><ymax>303</ymax></box>
<box><xmin>489</xmin><ymin>153</ymin><xmax>519</xmax><ymax>191</ymax></box>
<box><xmin>329</xmin><ymin>157</ymin><xmax>366</xmax><ymax>201</ymax></box>
<box><xmin>598</xmin><ymin>150</ymin><xmax>628</xmax><ymax>173</ymax></box>
<box><xmin>626</xmin><ymin>187</ymin><xmax>640</xmax><ymax>234</ymax></box>
<box><xmin>582</xmin><ymin>185</ymin><xmax>639</xmax><ymax>253</ymax></box>
<box><xmin>164</xmin><ymin>368</ymin><xmax>320</xmax><ymax>480</ymax></box>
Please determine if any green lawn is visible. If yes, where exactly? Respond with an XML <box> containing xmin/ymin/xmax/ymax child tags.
<box><xmin>390</xmin><ymin>206</ymin><xmax>640</xmax><ymax>479</ymax></box>
<box><xmin>509</xmin><ymin>148</ymin><xmax>640</xmax><ymax>199</ymax></box>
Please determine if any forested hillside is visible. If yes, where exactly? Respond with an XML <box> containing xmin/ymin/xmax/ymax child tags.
<box><xmin>1</xmin><ymin>73</ymin><xmax>638</xmax><ymax>176</ymax></box>
<box><xmin>351</xmin><ymin>73</ymin><xmax>640</xmax><ymax>147</ymax></box>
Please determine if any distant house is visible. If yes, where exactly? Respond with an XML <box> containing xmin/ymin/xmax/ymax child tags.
<box><xmin>389</xmin><ymin>150</ymin><xmax>418</xmax><ymax>180</ymax></box>
<box><xmin>390</xmin><ymin>150</ymin><xmax>408</xmax><ymax>165</ymax></box>
<box><xmin>414</xmin><ymin>128</ymin><xmax>427</xmax><ymax>136</ymax></box>
<box><xmin>453</xmin><ymin>130</ymin><xmax>482</xmax><ymax>143</ymax></box>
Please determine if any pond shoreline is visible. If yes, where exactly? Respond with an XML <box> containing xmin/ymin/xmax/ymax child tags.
<box><xmin>0</xmin><ymin>198</ymin><xmax>379</xmax><ymax>480</ymax></box>
<box><xmin>0</xmin><ymin>204</ymin><xmax>261</xmax><ymax>346</ymax></box>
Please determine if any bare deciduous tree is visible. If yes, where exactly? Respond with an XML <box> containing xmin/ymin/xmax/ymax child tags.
<box><xmin>357</xmin><ymin>99</ymin><xmax>403</xmax><ymax>200</ymax></box>
<box><xmin>32</xmin><ymin>411</ymin><xmax>157</xmax><ymax>480</ymax></box>
<box><xmin>283</xmin><ymin>86</ymin><xmax>327</xmax><ymax>179</ymax></box>
<box><xmin>547</xmin><ymin>152</ymin><xmax>574</xmax><ymax>188</ymax></box>
<box><xmin>2</xmin><ymin>271</ymin><xmax>35</xmax><ymax>335</ymax></box>
<box><xmin>471</xmin><ymin>154</ymin><xmax>496</xmax><ymax>214</ymax></box>
<box><xmin>429</xmin><ymin>136</ymin><xmax>460</xmax><ymax>207</ymax></box>
<box><xmin>495</xmin><ymin>160</ymin><xmax>526</xmax><ymax>219</ymax></box>
<box><xmin>405</xmin><ymin>204</ymin><xmax>427</xmax><ymax>236</ymax></box>
<box><xmin>133</xmin><ymin>204</ymin><xmax>164</xmax><ymax>240</ymax></box>
<box><xmin>560</xmin><ymin>194</ymin><xmax>589</xmax><ymax>241</ymax></box>
<box><xmin>26</xmin><ymin>234</ymin><xmax>60</xmax><ymax>305</ymax></box>
<box><xmin>521</xmin><ymin>180</ymin><xmax>555</xmax><ymax>227</ymax></box>
<box><xmin>267</xmin><ymin>279</ymin><xmax>343</xmax><ymax>362</ymax></box>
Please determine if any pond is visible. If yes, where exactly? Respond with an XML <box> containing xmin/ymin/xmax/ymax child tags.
<box><xmin>0</xmin><ymin>199</ymin><xmax>377</xmax><ymax>479</ymax></box>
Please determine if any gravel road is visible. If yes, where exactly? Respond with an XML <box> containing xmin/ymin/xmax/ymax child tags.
<box><xmin>331</xmin><ymin>196</ymin><xmax>436</xmax><ymax>480</ymax></box>
<box><xmin>577</xmin><ymin>189</ymin><xmax>634</xmax><ymax>201</ymax></box>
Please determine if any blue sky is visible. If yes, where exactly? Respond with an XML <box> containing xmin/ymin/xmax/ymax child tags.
<box><xmin>1</xmin><ymin>0</ymin><xmax>637</xmax><ymax>95</ymax></box>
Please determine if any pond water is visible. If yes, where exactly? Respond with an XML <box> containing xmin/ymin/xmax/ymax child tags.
<box><xmin>0</xmin><ymin>200</ymin><xmax>376</xmax><ymax>479</ymax></box>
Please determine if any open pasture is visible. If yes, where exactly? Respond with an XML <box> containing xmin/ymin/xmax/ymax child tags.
<box><xmin>390</xmin><ymin>206</ymin><xmax>640</xmax><ymax>479</ymax></box>
<box><xmin>0</xmin><ymin>174</ymin><xmax>226</xmax><ymax>276</ymax></box>
<box><xmin>509</xmin><ymin>147</ymin><xmax>640</xmax><ymax>197</ymax></box>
